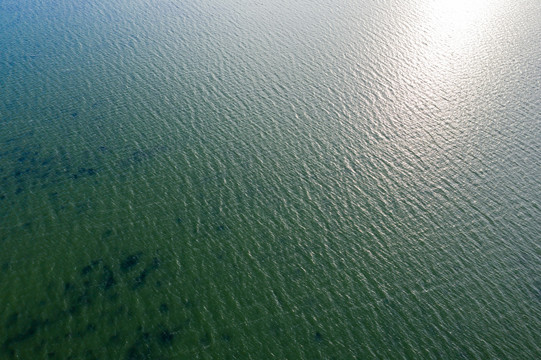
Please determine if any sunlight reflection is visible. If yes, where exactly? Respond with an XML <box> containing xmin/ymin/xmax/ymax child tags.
<box><xmin>419</xmin><ymin>0</ymin><xmax>501</xmax><ymax>63</ymax></box>
<box><xmin>384</xmin><ymin>0</ymin><xmax>505</xmax><ymax>143</ymax></box>
<box><xmin>427</xmin><ymin>0</ymin><xmax>494</xmax><ymax>39</ymax></box>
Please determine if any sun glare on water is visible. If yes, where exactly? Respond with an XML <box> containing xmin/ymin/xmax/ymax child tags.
<box><xmin>419</xmin><ymin>0</ymin><xmax>501</xmax><ymax>57</ymax></box>
<box><xmin>388</xmin><ymin>0</ymin><xmax>506</xmax><ymax>139</ymax></box>
<box><xmin>433</xmin><ymin>0</ymin><xmax>490</xmax><ymax>22</ymax></box>
<box><xmin>428</xmin><ymin>0</ymin><xmax>494</xmax><ymax>34</ymax></box>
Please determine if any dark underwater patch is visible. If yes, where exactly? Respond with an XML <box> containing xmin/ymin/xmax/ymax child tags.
<box><xmin>132</xmin><ymin>270</ymin><xmax>148</xmax><ymax>290</ymax></box>
<box><xmin>159</xmin><ymin>303</ymin><xmax>169</xmax><ymax>314</ymax></box>
<box><xmin>84</xmin><ymin>349</ymin><xmax>98</xmax><ymax>360</ymax></box>
<box><xmin>81</xmin><ymin>265</ymin><xmax>93</xmax><ymax>276</ymax></box>
<box><xmin>64</xmin><ymin>282</ymin><xmax>74</xmax><ymax>293</ymax></box>
<box><xmin>156</xmin><ymin>328</ymin><xmax>174</xmax><ymax>346</ymax></box>
<box><xmin>108</xmin><ymin>333</ymin><xmax>121</xmax><ymax>345</ymax></box>
<box><xmin>77</xmin><ymin>167</ymin><xmax>97</xmax><ymax>176</ymax></box>
<box><xmin>125</xmin><ymin>332</ymin><xmax>153</xmax><ymax>360</ymax></box>
<box><xmin>120</xmin><ymin>253</ymin><xmax>142</xmax><ymax>272</ymax></box>
<box><xmin>199</xmin><ymin>332</ymin><xmax>211</xmax><ymax>347</ymax></box>
<box><xmin>1</xmin><ymin>251</ymin><xmax>172</xmax><ymax>359</ymax></box>
<box><xmin>5</xmin><ymin>313</ymin><xmax>18</xmax><ymax>329</ymax></box>
<box><xmin>132</xmin><ymin>257</ymin><xmax>160</xmax><ymax>290</ymax></box>
<box><xmin>100</xmin><ymin>266</ymin><xmax>116</xmax><ymax>291</ymax></box>
<box><xmin>4</xmin><ymin>319</ymin><xmax>42</xmax><ymax>350</ymax></box>
<box><xmin>86</xmin><ymin>323</ymin><xmax>97</xmax><ymax>333</ymax></box>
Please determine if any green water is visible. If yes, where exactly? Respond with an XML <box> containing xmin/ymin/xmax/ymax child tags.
<box><xmin>1</xmin><ymin>0</ymin><xmax>540</xmax><ymax>358</ymax></box>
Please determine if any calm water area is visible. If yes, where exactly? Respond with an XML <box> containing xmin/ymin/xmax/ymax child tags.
<box><xmin>1</xmin><ymin>0</ymin><xmax>540</xmax><ymax>358</ymax></box>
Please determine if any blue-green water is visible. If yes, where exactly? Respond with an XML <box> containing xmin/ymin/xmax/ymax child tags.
<box><xmin>1</xmin><ymin>0</ymin><xmax>540</xmax><ymax>358</ymax></box>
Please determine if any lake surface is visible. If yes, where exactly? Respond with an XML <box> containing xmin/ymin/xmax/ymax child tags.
<box><xmin>1</xmin><ymin>0</ymin><xmax>540</xmax><ymax>358</ymax></box>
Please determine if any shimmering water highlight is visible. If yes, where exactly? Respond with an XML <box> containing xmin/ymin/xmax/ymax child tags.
<box><xmin>1</xmin><ymin>0</ymin><xmax>540</xmax><ymax>358</ymax></box>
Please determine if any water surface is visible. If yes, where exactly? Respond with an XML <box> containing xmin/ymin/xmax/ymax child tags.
<box><xmin>1</xmin><ymin>0</ymin><xmax>540</xmax><ymax>358</ymax></box>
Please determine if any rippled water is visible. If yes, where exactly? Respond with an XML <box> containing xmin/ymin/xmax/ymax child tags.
<box><xmin>1</xmin><ymin>0</ymin><xmax>540</xmax><ymax>358</ymax></box>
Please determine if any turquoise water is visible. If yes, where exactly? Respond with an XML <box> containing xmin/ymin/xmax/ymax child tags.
<box><xmin>1</xmin><ymin>0</ymin><xmax>540</xmax><ymax>358</ymax></box>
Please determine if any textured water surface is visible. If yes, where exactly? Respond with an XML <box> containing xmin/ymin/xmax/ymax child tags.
<box><xmin>1</xmin><ymin>0</ymin><xmax>540</xmax><ymax>358</ymax></box>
